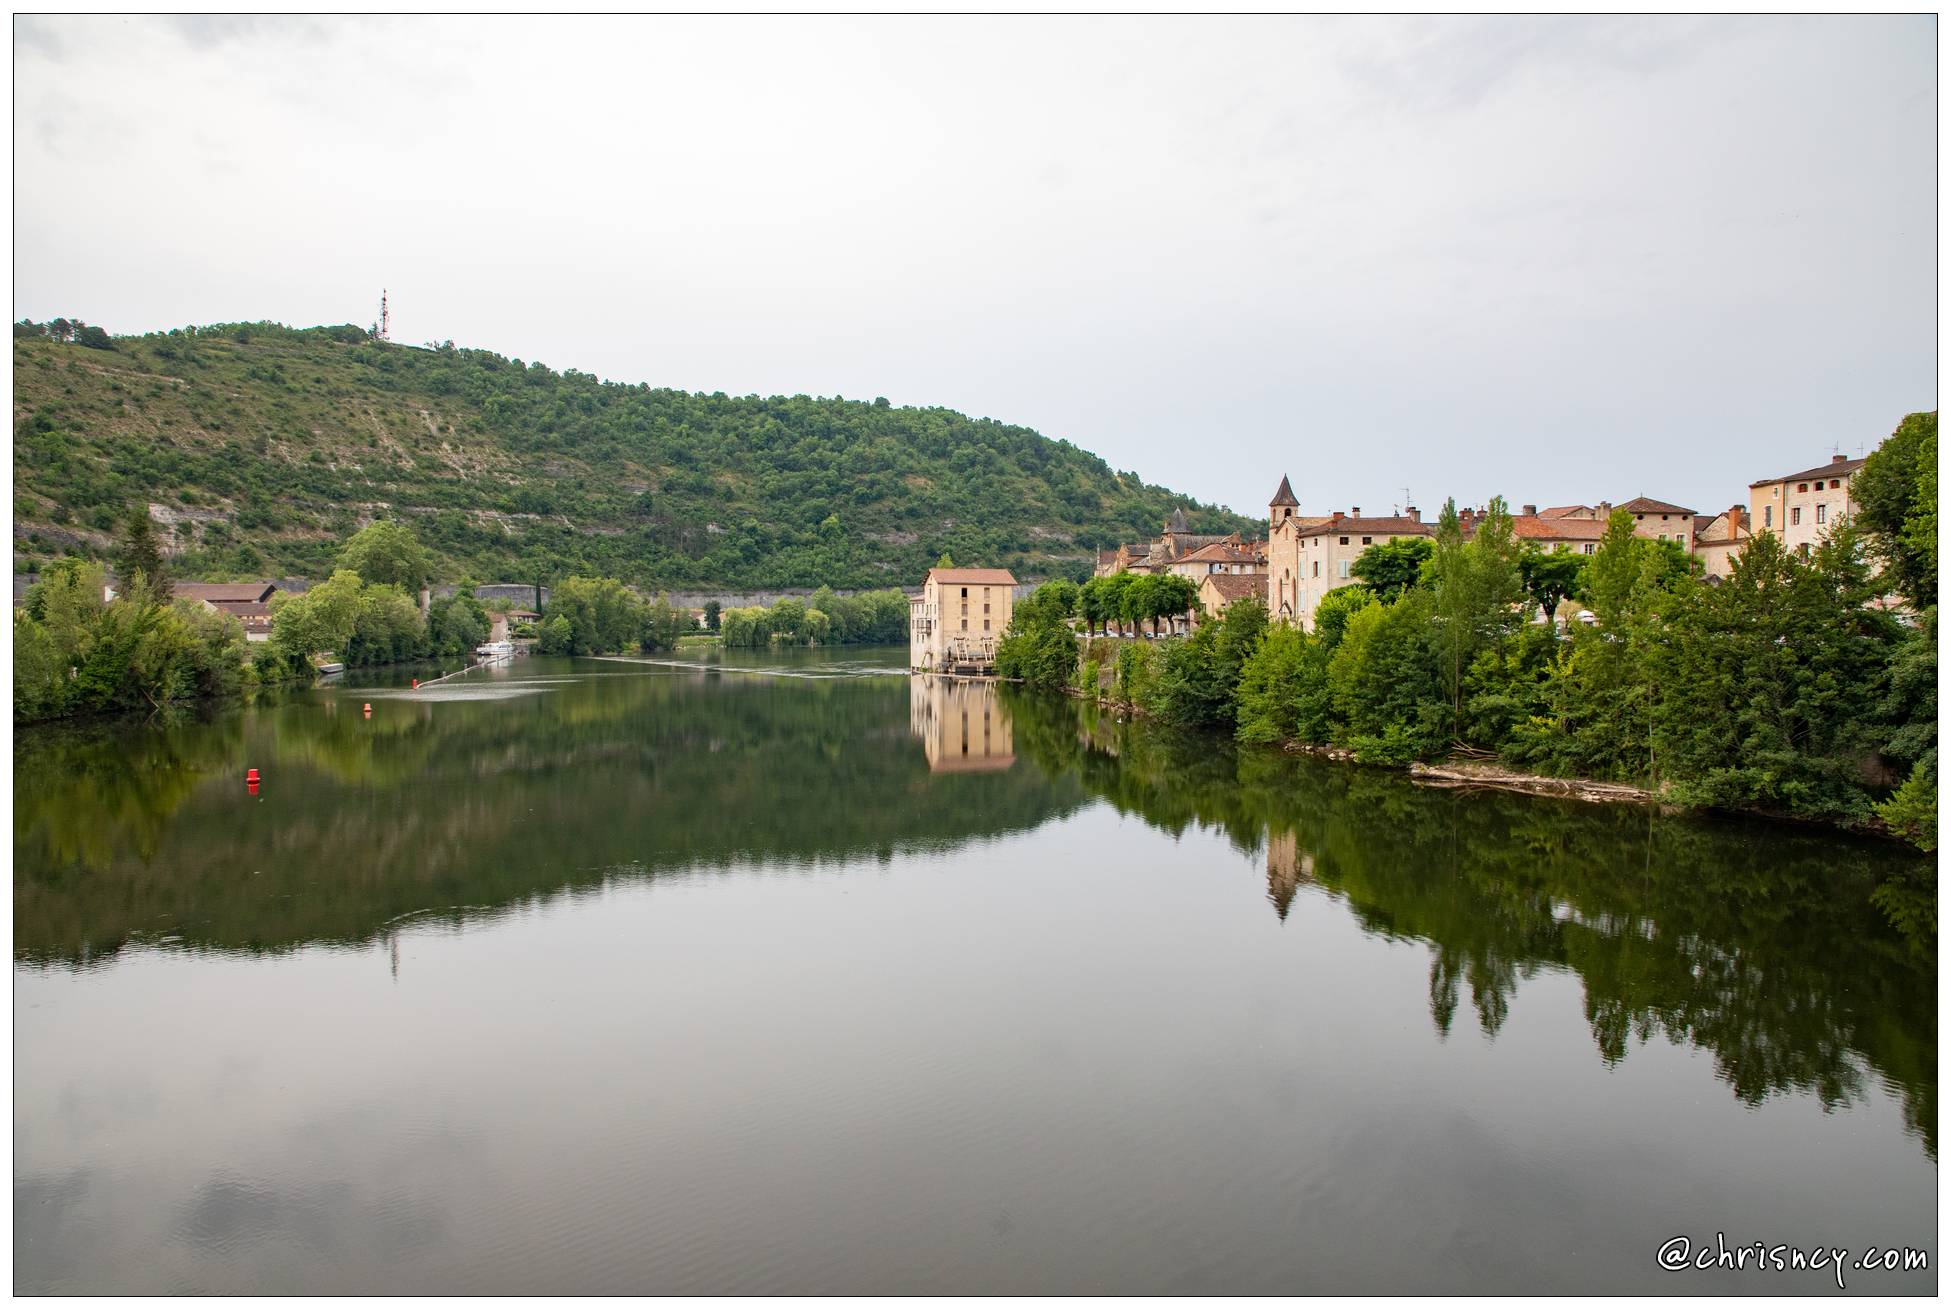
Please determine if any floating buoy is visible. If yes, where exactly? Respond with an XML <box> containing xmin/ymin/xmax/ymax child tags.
<box><xmin>411</xmin><ymin>678</ymin><xmax>419</xmax><ymax>689</ymax></box>
<box><xmin>363</xmin><ymin>702</ymin><xmax>373</xmax><ymax>718</ymax></box>
<box><xmin>245</xmin><ymin>768</ymin><xmax>260</xmax><ymax>784</ymax></box>
<box><xmin>247</xmin><ymin>780</ymin><xmax>260</xmax><ymax>796</ymax></box>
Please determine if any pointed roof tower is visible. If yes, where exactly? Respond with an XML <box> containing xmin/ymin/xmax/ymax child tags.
<box><xmin>1269</xmin><ymin>475</ymin><xmax>1298</xmax><ymax>508</ymax></box>
<box><xmin>1167</xmin><ymin>507</ymin><xmax>1191</xmax><ymax>535</ymax></box>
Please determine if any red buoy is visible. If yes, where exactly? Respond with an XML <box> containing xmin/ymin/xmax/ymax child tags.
<box><xmin>363</xmin><ymin>702</ymin><xmax>373</xmax><ymax>718</ymax></box>
<box><xmin>245</xmin><ymin>768</ymin><xmax>260</xmax><ymax>784</ymax></box>
<box><xmin>247</xmin><ymin>780</ymin><xmax>260</xmax><ymax>796</ymax></box>
<box><xmin>412</xmin><ymin>678</ymin><xmax>419</xmax><ymax>689</ymax></box>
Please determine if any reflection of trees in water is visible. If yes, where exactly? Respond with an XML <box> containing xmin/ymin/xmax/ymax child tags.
<box><xmin>1001</xmin><ymin>689</ymin><xmax>1937</xmax><ymax>1158</ymax></box>
<box><xmin>14</xmin><ymin>669</ymin><xmax>1085</xmax><ymax>967</ymax></box>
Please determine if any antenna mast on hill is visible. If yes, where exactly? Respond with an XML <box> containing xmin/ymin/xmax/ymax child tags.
<box><xmin>379</xmin><ymin>289</ymin><xmax>390</xmax><ymax>342</ymax></box>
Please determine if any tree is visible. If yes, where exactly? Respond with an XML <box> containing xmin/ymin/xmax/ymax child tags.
<box><xmin>113</xmin><ymin>508</ymin><xmax>170</xmax><ymax>604</ymax></box>
<box><xmin>1852</xmin><ymin>411</ymin><xmax>1937</xmax><ymax>608</ymax></box>
<box><xmin>75</xmin><ymin>324</ymin><xmax>114</xmax><ymax>351</ymax></box>
<box><xmin>1351</xmin><ymin>537</ymin><xmax>1434</xmax><ymax>601</ymax></box>
<box><xmin>1425</xmin><ymin>497</ymin><xmax>1524</xmax><ymax>741</ymax></box>
<box><xmin>935</xmin><ymin>551</ymin><xmax>955</xmax><ymax>569</ymax></box>
<box><xmin>338</xmin><ymin>520</ymin><xmax>434</xmax><ymax>596</ymax></box>
<box><xmin>703</xmin><ymin>600</ymin><xmax>721</xmax><ymax>632</ymax></box>
<box><xmin>429</xmin><ymin>583</ymin><xmax>490</xmax><ymax>654</ymax></box>
<box><xmin>1518</xmin><ymin>546</ymin><xmax>1585</xmax><ymax>626</ymax></box>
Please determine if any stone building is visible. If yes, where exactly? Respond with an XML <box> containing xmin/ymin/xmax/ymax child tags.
<box><xmin>1748</xmin><ymin>454</ymin><xmax>1866</xmax><ymax>555</ymax></box>
<box><xmin>1691</xmin><ymin>506</ymin><xmax>1751</xmax><ymax>580</ymax></box>
<box><xmin>909</xmin><ymin>676</ymin><xmax>1015</xmax><ymax>772</ymax></box>
<box><xmin>908</xmin><ymin>567</ymin><xmax>1016</xmax><ymax>672</ymax></box>
<box><xmin>1264</xmin><ymin>476</ymin><xmax>1428</xmax><ymax>631</ymax></box>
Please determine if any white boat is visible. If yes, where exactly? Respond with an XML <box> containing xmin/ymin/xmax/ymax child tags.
<box><xmin>474</xmin><ymin>640</ymin><xmax>515</xmax><ymax>659</ymax></box>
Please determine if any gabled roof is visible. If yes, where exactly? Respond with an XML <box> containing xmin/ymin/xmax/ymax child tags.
<box><xmin>1268</xmin><ymin>475</ymin><xmax>1299</xmax><ymax>508</ymax></box>
<box><xmin>173</xmin><ymin>581</ymin><xmax>277</xmax><ymax>604</ymax></box>
<box><xmin>1295</xmin><ymin>516</ymin><xmax>1433</xmax><ymax>540</ymax></box>
<box><xmin>927</xmin><ymin>568</ymin><xmax>1018</xmax><ymax>586</ymax></box>
<box><xmin>1616</xmin><ymin>496</ymin><xmax>1696</xmax><ymax>516</ymax></box>
<box><xmin>1200</xmin><ymin>573</ymin><xmax>1264</xmax><ymax>604</ymax></box>
<box><xmin>1504</xmin><ymin>515</ymin><xmax>1607</xmax><ymax>542</ymax></box>
<box><xmin>1751</xmin><ymin>455</ymin><xmax>1867</xmax><ymax>487</ymax></box>
<box><xmin>1537</xmin><ymin>504</ymin><xmax>1594</xmax><ymax>519</ymax></box>
<box><xmin>1181</xmin><ymin>541</ymin><xmax>1261</xmax><ymax>564</ymax></box>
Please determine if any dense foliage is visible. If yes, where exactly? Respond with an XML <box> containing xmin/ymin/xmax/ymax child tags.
<box><xmin>719</xmin><ymin>587</ymin><xmax>909</xmax><ymax>648</ymax></box>
<box><xmin>13</xmin><ymin>321</ymin><xmax>1252</xmax><ymax>590</ymax></box>
<box><xmin>14</xmin><ymin>558</ymin><xmax>251</xmax><ymax>721</ymax></box>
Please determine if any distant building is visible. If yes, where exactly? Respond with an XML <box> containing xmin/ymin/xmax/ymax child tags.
<box><xmin>1197</xmin><ymin>571</ymin><xmax>1263</xmax><ymax>621</ymax></box>
<box><xmin>1095</xmin><ymin>508</ymin><xmax>1251</xmax><ymax>577</ymax></box>
<box><xmin>172</xmin><ymin>581</ymin><xmax>278</xmax><ymax>643</ymax></box>
<box><xmin>1166</xmin><ymin>539</ymin><xmax>1267</xmax><ymax>580</ymax></box>
<box><xmin>1530</xmin><ymin>498</ymin><xmax>1698</xmax><ymax>549</ymax></box>
<box><xmin>1749</xmin><ymin>454</ymin><xmax>1866</xmax><ymax>555</ymax></box>
<box><xmin>909</xmin><ymin>567</ymin><xmax>1017</xmax><ymax>672</ymax></box>
<box><xmin>1265</xmin><ymin>476</ymin><xmax>1428</xmax><ymax>631</ymax></box>
<box><xmin>1615</xmin><ymin>496</ymin><xmax>1699</xmax><ymax>551</ymax></box>
<box><xmin>1692</xmin><ymin>505</ymin><xmax>1751</xmax><ymax>580</ymax></box>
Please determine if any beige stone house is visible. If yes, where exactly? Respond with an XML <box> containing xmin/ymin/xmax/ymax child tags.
<box><xmin>1265</xmin><ymin>477</ymin><xmax>1430</xmax><ymax>632</ymax></box>
<box><xmin>1095</xmin><ymin>508</ymin><xmax>1243</xmax><ymax>577</ymax></box>
<box><xmin>1197</xmin><ymin>571</ymin><xmax>1263</xmax><ymax>621</ymax></box>
<box><xmin>909</xmin><ymin>567</ymin><xmax>1016</xmax><ymax>672</ymax></box>
<box><xmin>1166</xmin><ymin>538</ymin><xmax>1266</xmax><ymax>581</ymax></box>
<box><xmin>1749</xmin><ymin>454</ymin><xmax>1865</xmax><ymax>555</ymax></box>
<box><xmin>1536</xmin><ymin>498</ymin><xmax>1698</xmax><ymax>549</ymax></box>
<box><xmin>1691</xmin><ymin>506</ymin><xmax>1751</xmax><ymax>579</ymax></box>
<box><xmin>172</xmin><ymin>581</ymin><xmax>279</xmax><ymax>643</ymax></box>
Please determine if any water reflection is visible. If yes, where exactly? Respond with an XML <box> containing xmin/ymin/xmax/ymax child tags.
<box><xmin>13</xmin><ymin>656</ymin><xmax>1937</xmax><ymax>1163</ymax></box>
<box><xmin>997</xmin><ymin>688</ymin><xmax>1938</xmax><ymax>1158</ymax></box>
<box><xmin>909</xmin><ymin>677</ymin><xmax>1015</xmax><ymax>773</ymax></box>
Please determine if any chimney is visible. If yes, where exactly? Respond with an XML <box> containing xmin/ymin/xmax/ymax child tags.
<box><xmin>1832</xmin><ymin>453</ymin><xmax>1847</xmax><ymax>464</ymax></box>
<box><xmin>1331</xmin><ymin>510</ymin><xmax>1344</xmax><ymax>524</ymax></box>
<box><xmin>1350</xmin><ymin>505</ymin><xmax>1361</xmax><ymax>517</ymax></box>
<box><xmin>1522</xmin><ymin>504</ymin><xmax>1537</xmax><ymax>517</ymax></box>
<box><xmin>1598</xmin><ymin>500</ymin><xmax>1613</xmax><ymax>516</ymax></box>
<box><xmin>1406</xmin><ymin>506</ymin><xmax>1420</xmax><ymax>522</ymax></box>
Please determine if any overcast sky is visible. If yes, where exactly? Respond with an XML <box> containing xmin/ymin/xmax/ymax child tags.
<box><xmin>14</xmin><ymin>15</ymin><xmax>1936</xmax><ymax>519</ymax></box>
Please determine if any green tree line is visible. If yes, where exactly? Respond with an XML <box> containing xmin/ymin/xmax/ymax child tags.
<box><xmin>994</xmin><ymin>414</ymin><xmax>1937</xmax><ymax>849</ymax></box>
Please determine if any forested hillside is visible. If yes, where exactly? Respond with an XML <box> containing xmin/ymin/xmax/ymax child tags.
<box><xmin>12</xmin><ymin>321</ymin><xmax>1253</xmax><ymax>588</ymax></box>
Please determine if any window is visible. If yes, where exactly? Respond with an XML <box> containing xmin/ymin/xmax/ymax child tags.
<box><xmin>1583</xmin><ymin>544</ymin><xmax>1595</xmax><ymax>555</ymax></box>
<box><xmin>1338</xmin><ymin>536</ymin><xmax>1349</xmax><ymax>546</ymax></box>
<box><xmin>1337</xmin><ymin>560</ymin><xmax>1351</xmax><ymax>579</ymax></box>
<box><xmin>1312</xmin><ymin>561</ymin><xmax>1319</xmax><ymax>577</ymax></box>
<box><xmin>983</xmin><ymin>619</ymin><xmax>991</xmax><ymax>631</ymax></box>
<box><xmin>1661</xmin><ymin>514</ymin><xmax>1669</xmax><ymax>521</ymax></box>
<box><xmin>960</xmin><ymin>618</ymin><xmax>968</xmax><ymax>631</ymax></box>
<box><xmin>1362</xmin><ymin>536</ymin><xmax>1372</xmax><ymax>545</ymax></box>
<box><xmin>1790</xmin><ymin>507</ymin><xmax>1801</xmax><ymax>526</ymax></box>
<box><xmin>1797</xmin><ymin>483</ymin><xmax>1808</xmax><ymax>493</ymax></box>
<box><xmin>1831</xmin><ymin>479</ymin><xmax>1841</xmax><ymax>489</ymax></box>
<box><xmin>961</xmin><ymin>587</ymin><xmax>968</xmax><ymax>598</ymax></box>
<box><xmin>1764</xmin><ymin>506</ymin><xmax>1773</xmax><ymax>529</ymax></box>
<box><xmin>1815</xmin><ymin>503</ymin><xmax>1826</xmax><ymax>524</ymax></box>
<box><xmin>983</xmin><ymin>603</ymin><xmax>990</xmax><ymax>614</ymax></box>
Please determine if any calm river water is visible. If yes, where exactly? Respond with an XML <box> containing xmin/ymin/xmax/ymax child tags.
<box><xmin>14</xmin><ymin>649</ymin><xmax>1937</xmax><ymax>1293</ymax></box>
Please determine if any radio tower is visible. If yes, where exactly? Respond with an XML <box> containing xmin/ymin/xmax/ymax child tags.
<box><xmin>378</xmin><ymin>289</ymin><xmax>390</xmax><ymax>342</ymax></box>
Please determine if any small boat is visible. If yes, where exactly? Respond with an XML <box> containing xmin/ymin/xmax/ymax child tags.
<box><xmin>474</xmin><ymin>640</ymin><xmax>515</xmax><ymax>660</ymax></box>
<box><xmin>314</xmin><ymin>660</ymin><xmax>345</xmax><ymax>675</ymax></box>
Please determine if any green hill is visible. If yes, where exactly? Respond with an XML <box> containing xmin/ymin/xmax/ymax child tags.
<box><xmin>12</xmin><ymin>321</ymin><xmax>1253</xmax><ymax>589</ymax></box>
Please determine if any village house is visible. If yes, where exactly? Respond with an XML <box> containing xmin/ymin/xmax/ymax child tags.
<box><xmin>1197</xmin><ymin>571</ymin><xmax>1263</xmax><ymax>622</ymax></box>
<box><xmin>1165</xmin><ymin>538</ymin><xmax>1267</xmax><ymax>581</ymax></box>
<box><xmin>1749</xmin><ymin>453</ymin><xmax>1865</xmax><ymax>555</ymax></box>
<box><xmin>1536</xmin><ymin>498</ymin><xmax>1698</xmax><ymax>548</ymax></box>
<box><xmin>1094</xmin><ymin>508</ymin><xmax>1246</xmax><ymax>577</ymax></box>
<box><xmin>1264</xmin><ymin>477</ymin><xmax>1430</xmax><ymax>631</ymax></box>
<box><xmin>171</xmin><ymin>581</ymin><xmax>279</xmax><ymax>642</ymax></box>
<box><xmin>1691</xmin><ymin>505</ymin><xmax>1751</xmax><ymax>579</ymax></box>
<box><xmin>908</xmin><ymin>566</ymin><xmax>1017</xmax><ymax>672</ymax></box>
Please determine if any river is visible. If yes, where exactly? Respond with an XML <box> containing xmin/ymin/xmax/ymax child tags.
<box><xmin>13</xmin><ymin>648</ymin><xmax>1936</xmax><ymax>1293</ymax></box>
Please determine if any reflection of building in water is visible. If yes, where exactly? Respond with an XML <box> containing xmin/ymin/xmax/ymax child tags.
<box><xmin>909</xmin><ymin>676</ymin><xmax>1015</xmax><ymax>772</ymax></box>
<box><xmin>1265</xmin><ymin>829</ymin><xmax>1315</xmax><ymax>920</ymax></box>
